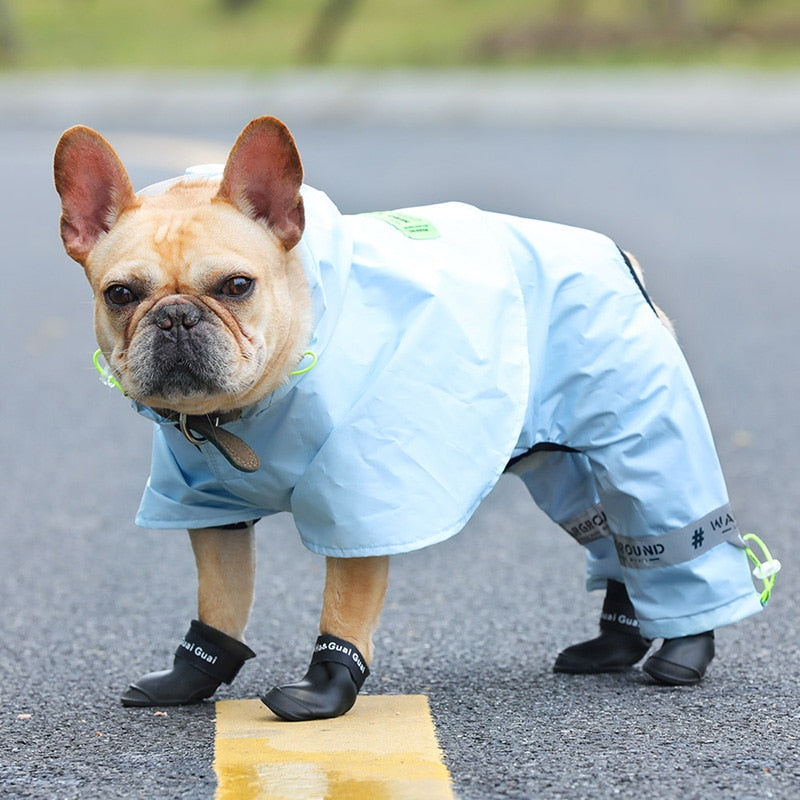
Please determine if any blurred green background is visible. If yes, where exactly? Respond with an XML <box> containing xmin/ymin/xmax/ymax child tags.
<box><xmin>2</xmin><ymin>0</ymin><xmax>800</xmax><ymax>70</ymax></box>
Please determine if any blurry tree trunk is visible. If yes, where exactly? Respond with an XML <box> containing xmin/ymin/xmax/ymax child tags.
<box><xmin>0</xmin><ymin>0</ymin><xmax>18</xmax><ymax>62</ymax></box>
<box><xmin>220</xmin><ymin>0</ymin><xmax>258</xmax><ymax>11</ymax></box>
<box><xmin>303</xmin><ymin>0</ymin><xmax>360</xmax><ymax>62</ymax></box>
<box><xmin>645</xmin><ymin>0</ymin><xmax>701</xmax><ymax>37</ymax></box>
<box><xmin>556</xmin><ymin>0</ymin><xmax>588</xmax><ymax>19</ymax></box>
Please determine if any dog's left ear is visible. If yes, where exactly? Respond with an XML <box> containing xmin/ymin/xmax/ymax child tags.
<box><xmin>217</xmin><ymin>116</ymin><xmax>305</xmax><ymax>251</ymax></box>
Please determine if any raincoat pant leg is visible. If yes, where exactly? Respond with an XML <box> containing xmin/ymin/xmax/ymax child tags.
<box><xmin>573</xmin><ymin>321</ymin><xmax>763</xmax><ymax>640</ymax></box>
<box><xmin>514</xmin><ymin>449</ymin><xmax>623</xmax><ymax>588</ymax></box>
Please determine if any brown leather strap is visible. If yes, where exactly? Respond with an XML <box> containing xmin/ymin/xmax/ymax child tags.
<box><xmin>178</xmin><ymin>414</ymin><xmax>261</xmax><ymax>473</ymax></box>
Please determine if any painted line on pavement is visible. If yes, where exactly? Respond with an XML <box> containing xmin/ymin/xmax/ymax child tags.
<box><xmin>214</xmin><ymin>695</ymin><xmax>456</xmax><ymax>800</ymax></box>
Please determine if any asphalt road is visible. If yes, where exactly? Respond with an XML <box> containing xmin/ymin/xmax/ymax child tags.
<box><xmin>1</xmin><ymin>69</ymin><xmax>799</xmax><ymax>800</ymax></box>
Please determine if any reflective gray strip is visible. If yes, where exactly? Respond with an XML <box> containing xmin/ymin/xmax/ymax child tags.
<box><xmin>613</xmin><ymin>504</ymin><xmax>745</xmax><ymax>570</ymax></box>
<box><xmin>561</xmin><ymin>503</ymin><xmax>612</xmax><ymax>546</ymax></box>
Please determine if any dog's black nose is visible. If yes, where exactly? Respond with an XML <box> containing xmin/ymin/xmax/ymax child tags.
<box><xmin>154</xmin><ymin>302</ymin><xmax>202</xmax><ymax>331</ymax></box>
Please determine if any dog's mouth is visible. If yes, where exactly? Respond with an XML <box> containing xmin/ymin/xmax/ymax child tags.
<box><xmin>126</xmin><ymin>301</ymin><xmax>244</xmax><ymax>407</ymax></box>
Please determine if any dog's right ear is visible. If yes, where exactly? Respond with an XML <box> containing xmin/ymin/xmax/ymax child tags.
<box><xmin>53</xmin><ymin>126</ymin><xmax>137</xmax><ymax>265</ymax></box>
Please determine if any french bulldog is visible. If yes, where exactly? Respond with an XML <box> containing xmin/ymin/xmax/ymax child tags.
<box><xmin>54</xmin><ymin>116</ymin><xmax>763</xmax><ymax>721</ymax></box>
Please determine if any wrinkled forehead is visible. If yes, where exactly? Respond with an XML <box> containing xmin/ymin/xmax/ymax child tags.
<box><xmin>85</xmin><ymin>185</ymin><xmax>278</xmax><ymax>288</ymax></box>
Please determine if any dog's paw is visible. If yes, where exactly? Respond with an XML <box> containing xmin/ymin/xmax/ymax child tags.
<box><xmin>121</xmin><ymin>664</ymin><xmax>220</xmax><ymax>707</ymax></box>
<box><xmin>261</xmin><ymin>661</ymin><xmax>359</xmax><ymax>721</ymax></box>
<box><xmin>120</xmin><ymin>620</ymin><xmax>256</xmax><ymax>707</ymax></box>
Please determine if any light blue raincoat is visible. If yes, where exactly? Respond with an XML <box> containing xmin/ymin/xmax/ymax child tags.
<box><xmin>135</xmin><ymin>179</ymin><xmax>763</xmax><ymax>639</ymax></box>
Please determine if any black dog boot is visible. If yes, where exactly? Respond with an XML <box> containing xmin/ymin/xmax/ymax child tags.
<box><xmin>643</xmin><ymin>630</ymin><xmax>715</xmax><ymax>686</ymax></box>
<box><xmin>554</xmin><ymin>580</ymin><xmax>652</xmax><ymax>673</ymax></box>
<box><xmin>121</xmin><ymin>620</ymin><xmax>255</xmax><ymax>707</ymax></box>
<box><xmin>261</xmin><ymin>634</ymin><xmax>369</xmax><ymax>721</ymax></box>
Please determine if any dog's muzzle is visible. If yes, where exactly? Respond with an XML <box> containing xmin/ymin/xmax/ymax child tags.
<box><xmin>129</xmin><ymin>299</ymin><xmax>235</xmax><ymax>398</ymax></box>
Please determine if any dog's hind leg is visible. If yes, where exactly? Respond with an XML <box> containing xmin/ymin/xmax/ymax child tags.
<box><xmin>120</xmin><ymin>525</ymin><xmax>257</xmax><ymax>707</ymax></box>
<box><xmin>262</xmin><ymin>555</ymin><xmax>389</xmax><ymax>721</ymax></box>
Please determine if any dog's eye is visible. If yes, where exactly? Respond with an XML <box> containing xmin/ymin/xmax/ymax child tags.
<box><xmin>104</xmin><ymin>284</ymin><xmax>137</xmax><ymax>306</ymax></box>
<box><xmin>221</xmin><ymin>276</ymin><xmax>254</xmax><ymax>298</ymax></box>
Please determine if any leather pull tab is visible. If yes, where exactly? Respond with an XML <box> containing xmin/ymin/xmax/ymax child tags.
<box><xmin>179</xmin><ymin>415</ymin><xmax>261</xmax><ymax>473</ymax></box>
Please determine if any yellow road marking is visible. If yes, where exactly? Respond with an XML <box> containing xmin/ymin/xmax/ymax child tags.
<box><xmin>214</xmin><ymin>695</ymin><xmax>456</xmax><ymax>800</ymax></box>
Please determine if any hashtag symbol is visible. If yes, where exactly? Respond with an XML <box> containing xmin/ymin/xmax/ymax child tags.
<box><xmin>691</xmin><ymin>528</ymin><xmax>705</xmax><ymax>549</ymax></box>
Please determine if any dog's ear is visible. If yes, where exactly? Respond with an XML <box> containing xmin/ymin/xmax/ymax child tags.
<box><xmin>53</xmin><ymin>126</ymin><xmax>137</xmax><ymax>265</ymax></box>
<box><xmin>217</xmin><ymin>116</ymin><xmax>305</xmax><ymax>251</ymax></box>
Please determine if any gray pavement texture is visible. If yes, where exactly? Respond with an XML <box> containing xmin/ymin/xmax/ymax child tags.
<box><xmin>1</xmin><ymin>68</ymin><xmax>799</xmax><ymax>800</ymax></box>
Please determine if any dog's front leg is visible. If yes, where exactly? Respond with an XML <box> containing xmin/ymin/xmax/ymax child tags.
<box><xmin>120</xmin><ymin>525</ymin><xmax>257</xmax><ymax>707</ymax></box>
<box><xmin>191</xmin><ymin>525</ymin><xmax>256</xmax><ymax>640</ymax></box>
<box><xmin>320</xmin><ymin>555</ymin><xmax>390</xmax><ymax>662</ymax></box>
<box><xmin>262</xmin><ymin>555</ymin><xmax>389</xmax><ymax>721</ymax></box>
